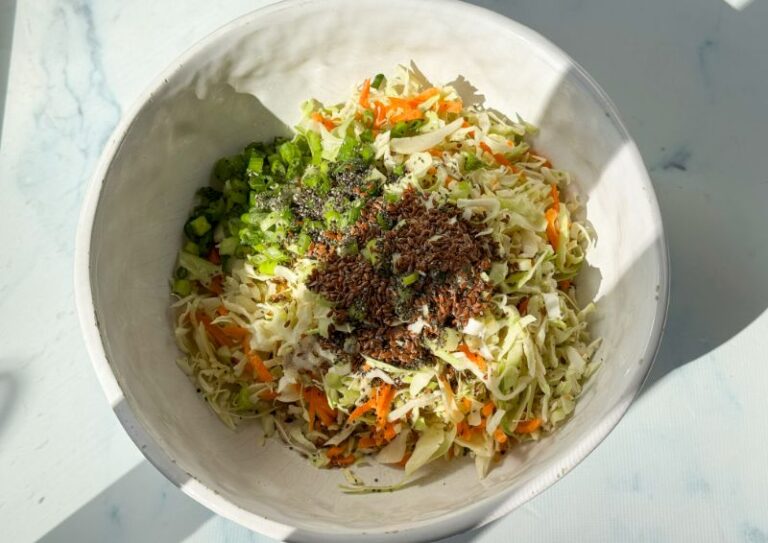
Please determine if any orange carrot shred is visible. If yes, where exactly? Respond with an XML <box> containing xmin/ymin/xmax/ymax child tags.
<box><xmin>516</xmin><ymin>418</ymin><xmax>542</xmax><ymax>434</ymax></box>
<box><xmin>196</xmin><ymin>312</ymin><xmax>230</xmax><ymax>346</ymax></box>
<box><xmin>359</xmin><ymin>78</ymin><xmax>371</xmax><ymax>109</ymax></box>
<box><xmin>373</xmin><ymin>101</ymin><xmax>388</xmax><ymax>128</ymax></box>
<box><xmin>460</xmin><ymin>397</ymin><xmax>472</xmax><ymax>414</ymax></box>
<box><xmin>357</xmin><ymin>435</ymin><xmax>377</xmax><ymax>449</ymax></box>
<box><xmin>458</xmin><ymin>343</ymin><xmax>487</xmax><ymax>372</ymax></box>
<box><xmin>348</xmin><ymin>397</ymin><xmax>376</xmax><ymax>422</ymax></box>
<box><xmin>438</xmin><ymin>99</ymin><xmax>463</xmax><ymax>114</ymax></box>
<box><xmin>494</xmin><ymin>428</ymin><xmax>508</xmax><ymax>444</ymax></box>
<box><xmin>412</xmin><ymin>87</ymin><xmax>440</xmax><ymax>103</ymax></box>
<box><xmin>208</xmin><ymin>275</ymin><xmax>224</xmax><ymax>295</ymax></box>
<box><xmin>545</xmin><ymin>208</ymin><xmax>559</xmax><ymax>249</ymax></box>
<box><xmin>220</xmin><ymin>325</ymin><xmax>249</xmax><ymax>340</ymax></box>
<box><xmin>481</xmin><ymin>402</ymin><xmax>494</xmax><ymax>418</ymax></box>
<box><xmin>558</xmin><ymin>279</ymin><xmax>571</xmax><ymax>290</ymax></box>
<box><xmin>215</xmin><ymin>306</ymin><xmax>229</xmax><ymax>316</ymax></box>
<box><xmin>550</xmin><ymin>184</ymin><xmax>560</xmax><ymax>213</ymax></box>
<box><xmin>376</xmin><ymin>384</ymin><xmax>395</xmax><ymax>429</ymax></box>
<box><xmin>310</xmin><ymin>112</ymin><xmax>336</xmax><ymax>131</ymax></box>
<box><xmin>326</xmin><ymin>445</ymin><xmax>346</xmax><ymax>458</ymax></box>
<box><xmin>335</xmin><ymin>454</ymin><xmax>356</xmax><ymax>466</ymax></box>
<box><xmin>249</xmin><ymin>353</ymin><xmax>273</xmax><ymax>383</ymax></box>
<box><xmin>258</xmin><ymin>389</ymin><xmax>278</xmax><ymax>401</ymax></box>
<box><xmin>395</xmin><ymin>452</ymin><xmax>412</xmax><ymax>469</ymax></box>
<box><xmin>389</xmin><ymin>108</ymin><xmax>423</xmax><ymax>124</ymax></box>
<box><xmin>479</xmin><ymin>141</ymin><xmax>493</xmax><ymax>156</ymax></box>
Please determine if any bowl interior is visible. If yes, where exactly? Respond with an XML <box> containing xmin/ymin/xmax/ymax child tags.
<box><xmin>83</xmin><ymin>1</ymin><xmax>666</xmax><ymax>540</ymax></box>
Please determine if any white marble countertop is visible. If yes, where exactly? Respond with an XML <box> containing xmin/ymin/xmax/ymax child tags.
<box><xmin>1</xmin><ymin>0</ymin><xmax>767</xmax><ymax>541</ymax></box>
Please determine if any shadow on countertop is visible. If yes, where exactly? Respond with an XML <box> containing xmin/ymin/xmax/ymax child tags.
<box><xmin>0</xmin><ymin>0</ymin><xmax>16</xmax><ymax>144</ymax></box>
<box><xmin>37</xmin><ymin>461</ymin><xmax>214</xmax><ymax>543</ymax></box>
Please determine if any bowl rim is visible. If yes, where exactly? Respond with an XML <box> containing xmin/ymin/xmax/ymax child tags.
<box><xmin>74</xmin><ymin>0</ymin><xmax>670</xmax><ymax>540</ymax></box>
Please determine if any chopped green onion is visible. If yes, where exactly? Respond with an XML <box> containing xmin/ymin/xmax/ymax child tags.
<box><xmin>306</xmin><ymin>130</ymin><xmax>323</xmax><ymax>165</ymax></box>
<box><xmin>218</xmin><ymin>237</ymin><xmax>239</xmax><ymax>256</ymax></box>
<box><xmin>359</xmin><ymin>144</ymin><xmax>375</xmax><ymax>163</ymax></box>
<box><xmin>186</xmin><ymin>215</ymin><xmax>212</xmax><ymax>237</ymax></box>
<box><xmin>247</xmin><ymin>153</ymin><xmax>264</xmax><ymax>175</ymax></box>
<box><xmin>392</xmin><ymin>164</ymin><xmax>405</xmax><ymax>177</ymax></box>
<box><xmin>371</xmin><ymin>73</ymin><xmax>385</xmax><ymax>89</ymax></box>
<box><xmin>172</xmin><ymin>278</ymin><xmax>192</xmax><ymax>296</ymax></box>
<box><xmin>183</xmin><ymin>240</ymin><xmax>200</xmax><ymax>255</ymax></box>
<box><xmin>361</xmin><ymin>110</ymin><xmax>375</xmax><ymax>128</ymax></box>
<box><xmin>401</xmin><ymin>272</ymin><xmax>420</xmax><ymax>286</ymax></box>
<box><xmin>376</xmin><ymin>212</ymin><xmax>392</xmax><ymax>230</ymax></box>
<box><xmin>463</xmin><ymin>152</ymin><xmax>483</xmax><ymax>171</ymax></box>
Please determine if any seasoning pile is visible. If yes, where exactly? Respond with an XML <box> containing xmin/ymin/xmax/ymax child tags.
<box><xmin>308</xmin><ymin>188</ymin><xmax>496</xmax><ymax>367</ymax></box>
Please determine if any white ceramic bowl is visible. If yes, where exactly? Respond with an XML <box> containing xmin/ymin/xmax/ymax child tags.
<box><xmin>75</xmin><ymin>1</ymin><xmax>669</xmax><ymax>541</ymax></box>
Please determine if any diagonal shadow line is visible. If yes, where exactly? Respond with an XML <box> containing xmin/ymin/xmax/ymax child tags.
<box><xmin>37</xmin><ymin>461</ymin><xmax>214</xmax><ymax>543</ymax></box>
<box><xmin>0</xmin><ymin>0</ymin><xmax>16</xmax><ymax>146</ymax></box>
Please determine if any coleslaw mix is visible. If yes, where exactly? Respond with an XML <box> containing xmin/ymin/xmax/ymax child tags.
<box><xmin>171</xmin><ymin>67</ymin><xmax>600</xmax><ymax>490</ymax></box>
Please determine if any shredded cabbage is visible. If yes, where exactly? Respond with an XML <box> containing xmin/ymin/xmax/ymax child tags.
<box><xmin>171</xmin><ymin>66</ymin><xmax>600</xmax><ymax>491</ymax></box>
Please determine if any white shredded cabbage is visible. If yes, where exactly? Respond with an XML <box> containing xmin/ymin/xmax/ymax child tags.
<box><xmin>172</xmin><ymin>65</ymin><xmax>600</xmax><ymax>491</ymax></box>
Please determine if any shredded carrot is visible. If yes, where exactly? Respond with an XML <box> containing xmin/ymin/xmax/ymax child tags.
<box><xmin>479</xmin><ymin>141</ymin><xmax>515</xmax><ymax>169</ymax></box>
<box><xmin>545</xmin><ymin>208</ymin><xmax>559</xmax><ymax>249</ymax></box>
<box><xmin>249</xmin><ymin>353</ymin><xmax>273</xmax><ymax>383</ymax></box>
<box><xmin>412</xmin><ymin>87</ymin><xmax>440</xmax><ymax>104</ymax></box>
<box><xmin>460</xmin><ymin>397</ymin><xmax>473</xmax><ymax>414</ymax></box>
<box><xmin>461</xmin><ymin>120</ymin><xmax>471</xmax><ymax>128</ymax></box>
<box><xmin>208</xmin><ymin>275</ymin><xmax>223</xmax><ymax>295</ymax></box>
<box><xmin>335</xmin><ymin>454</ymin><xmax>357</xmax><ymax>466</ymax></box>
<box><xmin>220</xmin><ymin>325</ymin><xmax>249</xmax><ymax>340</ymax></box>
<box><xmin>258</xmin><ymin>389</ymin><xmax>278</xmax><ymax>401</ymax></box>
<box><xmin>481</xmin><ymin>402</ymin><xmax>494</xmax><ymax>418</ymax></box>
<box><xmin>326</xmin><ymin>445</ymin><xmax>346</xmax><ymax>458</ymax></box>
<box><xmin>359</xmin><ymin>78</ymin><xmax>371</xmax><ymax>109</ymax></box>
<box><xmin>215</xmin><ymin>305</ymin><xmax>229</xmax><ymax>316</ymax></box>
<box><xmin>348</xmin><ymin>397</ymin><xmax>376</xmax><ymax>422</ymax></box>
<box><xmin>389</xmin><ymin>108</ymin><xmax>424</xmax><ymax>124</ymax></box>
<box><xmin>302</xmin><ymin>387</ymin><xmax>336</xmax><ymax>430</ymax></box>
<box><xmin>558</xmin><ymin>279</ymin><xmax>571</xmax><ymax>290</ymax></box>
<box><xmin>373</xmin><ymin>101</ymin><xmax>388</xmax><ymax>128</ymax></box>
<box><xmin>516</xmin><ymin>418</ymin><xmax>542</xmax><ymax>434</ymax></box>
<box><xmin>381</xmin><ymin>422</ymin><xmax>397</xmax><ymax>442</ymax></box>
<box><xmin>458</xmin><ymin>343</ymin><xmax>487</xmax><ymax>372</ymax></box>
<box><xmin>550</xmin><ymin>184</ymin><xmax>560</xmax><ymax>213</ymax></box>
<box><xmin>494</xmin><ymin>428</ymin><xmax>508</xmax><ymax>444</ymax></box>
<box><xmin>438</xmin><ymin>99</ymin><xmax>463</xmax><ymax>114</ymax></box>
<box><xmin>310</xmin><ymin>112</ymin><xmax>336</xmax><ymax>131</ymax></box>
<box><xmin>196</xmin><ymin>312</ymin><xmax>231</xmax><ymax>346</ymax></box>
<box><xmin>387</xmin><ymin>96</ymin><xmax>415</xmax><ymax>110</ymax></box>
<box><xmin>376</xmin><ymin>384</ymin><xmax>396</xmax><ymax>429</ymax></box>
<box><xmin>427</xmin><ymin>166</ymin><xmax>437</xmax><ymax>176</ymax></box>
<box><xmin>208</xmin><ymin>247</ymin><xmax>221</xmax><ymax>265</ymax></box>
<box><xmin>518</xmin><ymin>297</ymin><xmax>529</xmax><ymax>315</ymax></box>
<box><xmin>395</xmin><ymin>451</ymin><xmax>412</xmax><ymax>469</ymax></box>
<box><xmin>427</xmin><ymin>148</ymin><xmax>443</xmax><ymax>157</ymax></box>
<box><xmin>357</xmin><ymin>434</ymin><xmax>378</xmax><ymax>449</ymax></box>
<box><xmin>493</xmin><ymin>152</ymin><xmax>513</xmax><ymax>168</ymax></box>
<box><xmin>444</xmin><ymin>175</ymin><xmax>455</xmax><ymax>188</ymax></box>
